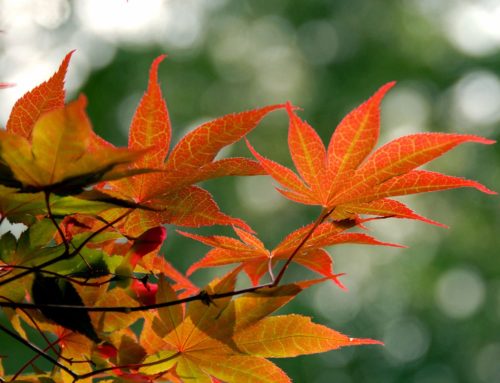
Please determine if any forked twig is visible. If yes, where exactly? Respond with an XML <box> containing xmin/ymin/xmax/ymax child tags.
<box><xmin>0</xmin><ymin>323</ymin><xmax>78</xmax><ymax>380</ymax></box>
<box><xmin>272</xmin><ymin>207</ymin><xmax>335</xmax><ymax>286</ymax></box>
<box><xmin>0</xmin><ymin>203</ymin><xmax>335</xmax><ymax>381</ymax></box>
<box><xmin>0</xmin><ymin>209</ymin><xmax>132</xmax><ymax>287</ymax></box>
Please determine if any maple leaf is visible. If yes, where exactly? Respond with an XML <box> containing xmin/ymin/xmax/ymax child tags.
<box><xmin>10</xmin><ymin>277</ymin><xmax>160</xmax><ymax>382</ymax></box>
<box><xmin>5</xmin><ymin>51</ymin><xmax>73</xmax><ymax>139</ymax></box>
<box><xmin>97</xmin><ymin>55</ymin><xmax>285</xmax><ymax>235</ymax></box>
<box><xmin>0</xmin><ymin>51</ymin><xmax>155</xmax><ymax>199</ymax></box>
<box><xmin>0</xmin><ymin>95</ymin><xmax>150</xmax><ymax>194</ymax></box>
<box><xmin>180</xmin><ymin>220</ymin><xmax>401</xmax><ymax>286</ymax></box>
<box><xmin>0</xmin><ymin>186</ymin><xmax>46</xmax><ymax>223</ymax></box>
<box><xmin>138</xmin><ymin>270</ymin><xmax>380</xmax><ymax>382</ymax></box>
<box><xmin>247</xmin><ymin>83</ymin><xmax>496</xmax><ymax>224</ymax></box>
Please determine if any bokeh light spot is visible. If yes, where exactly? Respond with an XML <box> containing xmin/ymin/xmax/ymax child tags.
<box><xmin>383</xmin><ymin>317</ymin><xmax>430</xmax><ymax>363</ymax></box>
<box><xmin>314</xmin><ymin>282</ymin><xmax>361</xmax><ymax>325</ymax></box>
<box><xmin>33</xmin><ymin>0</ymin><xmax>70</xmax><ymax>30</ymax></box>
<box><xmin>452</xmin><ymin>70</ymin><xmax>500</xmax><ymax>126</ymax></box>
<box><xmin>435</xmin><ymin>266</ymin><xmax>485</xmax><ymax>319</ymax></box>
<box><xmin>236</xmin><ymin>176</ymin><xmax>286</xmax><ymax>214</ymax></box>
<box><xmin>297</xmin><ymin>20</ymin><xmax>338</xmax><ymax>66</ymax></box>
<box><xmin>382</xmin><ymin>85</ymin><xmax>431</xmax><ymax>141</ymax></box>
<box><xmin>444</xmin><ymin>3</ymin><xmax>500</xmax><ymax>56</ymax></box>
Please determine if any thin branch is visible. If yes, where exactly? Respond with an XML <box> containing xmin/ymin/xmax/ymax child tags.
<box><xmin>11</xmin><ymin>338</ymin><xmax>62</xmax><ymax>381</ymax></box>
<box><xmin>0</xmin><ymin>210</ymin><xmax>334</xmax><ymax>313</ymax></box>
<box><xmin>0</xmin><ymin>210</ymin><xmax>131</xmax><ymax>287</ymax></box>
<box><xmin>0</xmin><ymin>295</ymin><xmax>61</xmax><ymax>358</ymax></box>
<box><xmin>70</xmin><ymin>209</ymin><xmax>132</xmax><ymax>259</ymax></box>
<box><xmin>0</xmin><ymin>323</ymin><xmax>78</xmax><ymax>380</ymax></box>
<box><xmin>271</xmin><ymin>207</ymin><xmax>335</xmax><ymax>286</ymax></box>
<box><xmin>3</xmin><ymin>265</ymin><xmax>114</xmax><ymax>287</ymax></box>
<box><xmin>75</xmin><ymin>351</ymin><xmax>181</xmax><ymax>381</ymax></box>
<box><xmin>0</xmin><ymin>281</ymin><xmax>274</xmax><ymax>312</ymax></box>
<box><xmin>45</xmin><ymin>191</ymin><xmax>69</xmax><ymax>254</ymax></box>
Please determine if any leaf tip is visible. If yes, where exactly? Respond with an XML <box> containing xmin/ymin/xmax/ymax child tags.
<box><xmin>148</xmin><ymin>54</ymin><xmax>167</xmax><ymax>86</ymax></box>
<box><xmin>373</xmin><ymin>81</ymin><xmax>396</xmax><ymax>103</ymax></box>
<box><xmin>152</xmin><ymin>54</ymin><xmax>168</xmax><ymax>68</ymax></box>
<box><xmin>61</xmin><ymin>50</ymin><xmax>76</xmax><ymax>74</ymax></box>
<box><xmin>348</xmin><ymin>337</ymin><xmax>384</xmax><ymax>346</ymax></box>
<box><xmin>330</xmin><ymin>273</ymin><xmax>348</xmax><ymax>290</ymax></box>
<box><xmin>285</xmin><ymin>101</ymin><xmax>301</xmax><ymax>112</ymax></box>
<box><xmin>466</xmin><ymin>179</ymin><xmax>497</xmax><ymax>195</ymax></box>
<box><xmin>231</xmin><ymin>217</ymin><xmax>255</xmax><ymax>233</ymax></box>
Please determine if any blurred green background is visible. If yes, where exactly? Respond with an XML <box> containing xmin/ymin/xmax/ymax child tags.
<box><xmin>1</xmin><ymin>0</ymin><xmax>499</xmax><ymax>382</ymax></box>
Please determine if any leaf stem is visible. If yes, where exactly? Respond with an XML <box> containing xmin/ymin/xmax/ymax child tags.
<box><xmin>271</xmin><ymin>207</ymin><xmax>335</xmax><ymax>286</ymax></box>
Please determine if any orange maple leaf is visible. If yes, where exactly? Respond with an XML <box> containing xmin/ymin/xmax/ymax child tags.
<box><xmin>6</xmin><ymin>51</ymin><xmax>73</xmax><ymax>139</ymax></box>
<box><xmin>180</xmin><ymin>220</ymin><xmax>402</xmax><ymax>286</ymax></box>
<box><xmin>138</xmin><ymin>270</ymin><xmax>380</xmax><ymax>382</ymax></box>
<box><xmin>247</xmin><ymin>83</ymin><xmax>496</xmax><ymax>224</ymax></box>
<box><xmin>0</xmin><ymin>52</ymin><xmax>154</xmax><ymax>195</ymax></box>
<box><xmin>0</xmin><ymin>95</ymin><xmax>149</xmax><ymax>194</ymax></box>
<box><xmin>97</xmin><ymin>55</ymin><xmax>285</xmax><ymax>235</ymax></box>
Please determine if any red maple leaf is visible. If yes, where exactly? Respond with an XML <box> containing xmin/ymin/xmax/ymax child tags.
<box><xmin>247</xmin><ymin>82</ymin><xmax>495</xmax><ymax>224</ymax></box>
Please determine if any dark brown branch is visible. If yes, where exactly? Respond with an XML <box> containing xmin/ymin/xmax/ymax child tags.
<box><xmin>11</xmin><ymin>338</ymin><xmax>62</xmax><ymax>381</ymax></box>
<box><xmin>45</xmin><ymin>191</ymin><xmax>69</xmax><ymax>254</ymax></box>
<box><xmin>75</xmin><ymin>351</ymin><xmax>181</xmax><ymax>381</ymax></box>
<box><xmin>0</xmin><ymin>208</ymin><xmax>333</xmax><ymax>380</ymax></box>
<box><xmin>0</xmin><ymin>323</ymin><xmax>78</xmax><ymax>380</ymax></box>
<box><xmin>0</xmin><ymin>283</ymin><xmax>271</xmax><ymax>312</ymax></box>
<box><xmin>3</xmin><ymin>265</ymin><xmax>114</xmax><ymax>287</ymax></box>
<box><xmin>0</xmin><ymin>209</ymin><xmax>333</xmax><ymax>313</ymax></box>
<box><xmin>0</xmin><ymin>210</ymin><xmax>131</xmax><ymax>287</ymax></box>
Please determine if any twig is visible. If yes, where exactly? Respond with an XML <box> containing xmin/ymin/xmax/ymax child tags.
<box><xmin>45</xmin><ymin>191</ymin><xmax>69</xmax><ymax>254</ymax></box>
<box><xmin>0</xmin><ymin>209</ymin><xmax>333</xmax><ymax>313</ymax></box>
<box><xmin>271</xmin><ymin>207</ymin><xmax>335</xmax><ymax>286</ymax></box>
<box><xmin>0</xmin><ymin>210</ymin><xmax>131</xmax><ymax>287</ymax></box>
<box><xmin>0</xmin><ymin>323</ymin><xmax>78</xmax><ymax>380</ymax></box>
<box><xmin>75</xmin><ymin>351</ymin><xmax>181</xmax><ymax>381</ymax></box>
<box><xmin>2</xmin><ymin>265</ymin><xmax>113</xmax><ymax>287</ymax></box>
<box><xmin>11</xmin><ymin>338</ymin><xmax>62</xmax><ymax>381</ymax></box>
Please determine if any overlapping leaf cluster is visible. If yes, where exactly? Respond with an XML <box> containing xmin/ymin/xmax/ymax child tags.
<box><xmin>0</xmin><ymin>53</ymin><xmax>494</xmax><ymax>383</ymax></box>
